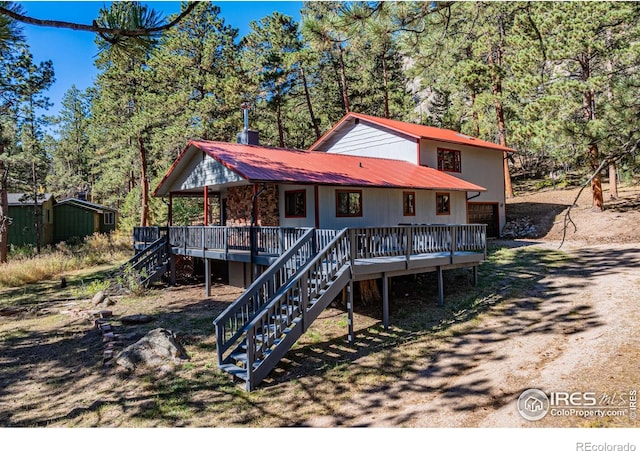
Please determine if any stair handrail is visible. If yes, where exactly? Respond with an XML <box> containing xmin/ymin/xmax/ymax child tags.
<box><xmin>130</xmin><ymin>239</ymin><xmax>168</xmax><ymax>274</ymax></box>
<box><xmin>241</xmin><ymin>228</ymin><xmax>351</xmax><ymax>387</ymax></box>
<box><xmin>214</xmin><ymin>227</ymin><xmax>316</xmax><ymax>361</ymax></box>
<box><xmin>121</xmin><ymin>236</ymin><xmax>167</xmax><ymax>273</ymax></box>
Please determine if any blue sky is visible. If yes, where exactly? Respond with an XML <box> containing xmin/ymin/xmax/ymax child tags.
<box><xmin>17</xmin><ymin>1</ymin><xmax>304</xmax><ymax>118</ymax></box>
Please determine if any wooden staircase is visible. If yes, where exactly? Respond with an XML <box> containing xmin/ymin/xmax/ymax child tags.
<box><xmin>118</xmin><ymin>235</ymin><xmax>171</xmax><ymax>288</ymax></box>
<box><xmin>214</xmin><ymin>228</ymin><xmax>351</xmax><ymax>391</ymax></box>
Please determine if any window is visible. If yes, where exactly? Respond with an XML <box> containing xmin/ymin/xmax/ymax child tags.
<box><xmin>284</xmin><ymin>190</ymin><xmax>306</xmax><ymax>218</ymax></box>
<box><xmin>403</xmin><ymin>191</ymin><xmax>416</xmax><ymax>216</ymax></box>
<box><xmin>436</xmin><ymin>192</ymin><xmax>450</xmax><ymax>215</ymax></box>
<box><xmin>437</xmin><ymin>148</ymin><xmax>461</xmax><ymax>173</ymax></box>
<box><xmin>104</xmin><ymin>211</ymin><xmax>115</xmax><ymax>225</ymax></box>
<box><xmin>336</xmin><ymin>190</ymin><xmax>362</xmax><ymax>217</ymax></box>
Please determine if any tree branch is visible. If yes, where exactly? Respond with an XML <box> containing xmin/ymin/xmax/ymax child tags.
<box><xmin>0</xmin><ymin>2</ymin><xmax>198</xmax><ymax>37</ymax></box>
<box><xmin>559</xmin><ymin>137</ymin><xmax>640</xmax><ymax>248</ymax></box>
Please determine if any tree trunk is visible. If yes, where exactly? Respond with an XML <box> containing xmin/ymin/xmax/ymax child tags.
<box><xmin>137</xmin><ymin>135</ymin><xmax>150</xmax><ymax>227</ymax></box>
<box><xmin>609</xmin><ymin>162</ymin><xmax>618</xmax><ymax>199</ymax></box>
<box><xmin>32</xmin><ymin>161</ymin><xmax>41</xmax><ymax>254</ymax></box>
<box><xmin>489</xmin><ymin>36</ymin><xmax>514</xmax><ymax>199</ymax></box>
<box><xmin>382</xmin><ymin>54</ymin><xmax>390</xmax><ymax>119</ymax></box>
<box><xmin>589</xmin><ymin>142</ymin><xmax>605</xmax><ymax>211</ymax></box>
<box><xmin>471</xmin><ymin>91</ymin><xmax>480</xmax><ymax>137</ymax></box>
<box><xmin>359</xmin><ymin>279</ymin><xmax>380</xmax><ymax>305</ymax></box>
<box><xmin>275</xmin><ymin>94</ymin><xmax>285</xmax><ymax>148</ymax></box>
<box><xmin>0</xmin><ymin>142</ymin><xmax>9</xmax><ymax>264</ymax></box>
<box><xmin>583</xmin><ymin>80</ymin><xmax>604</xmax><ymax>211</ymax></box>
<box><xmin>300</xmin><ymin>66</ymin><xmax>321</xmax><ymax>141</ymax></box>
<box><xmin>336</xmin><ymin>43</ymin><xmax>350</xmax><ymax>114</ymax></box>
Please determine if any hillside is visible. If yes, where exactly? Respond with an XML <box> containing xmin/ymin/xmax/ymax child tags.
<box><xmin>505</xmin><ymin>182</ymin><xmax>640</xmax><ymax>245</ymax></box>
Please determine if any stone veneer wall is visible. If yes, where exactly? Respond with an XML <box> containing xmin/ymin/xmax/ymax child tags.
<box><xmin>225</xmin><ymin>183</ymin><xmax>279</xmax><ymax>226</ymax></box>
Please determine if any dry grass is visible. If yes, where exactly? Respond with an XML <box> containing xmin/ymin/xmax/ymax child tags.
<box><xmin>0</xmin><ymin>233</ymin><xmax>131</xmax><ymax>288</ymax></box>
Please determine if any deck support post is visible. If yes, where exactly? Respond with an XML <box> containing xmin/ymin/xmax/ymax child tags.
<box><xmin>205</xmin><ymin>258</ymin><xmax>211</xmax><ymax>297</ymax></box>
<box><xmin>347</xmin><ymin>280</ymin><xmax>354</xmax><ymax>346</ymax></box>
<box><xmin>382</xmin><ymin>273</ymin><xmax>389</xmax><ymax>331</ymax></box>
<box><xmin>472</xmin><ymin>265</ymin><xmax>478</xmax><ymax>286</ymax></box>
<box><xmin>169</xmin><ymin>254</ymin><xmax>176</xmax><ymax>286</ymax></box>
<box><xmin>437</xmin><ymin>266</ymin><xmax>444</xmax><ymax>307</ymax></box>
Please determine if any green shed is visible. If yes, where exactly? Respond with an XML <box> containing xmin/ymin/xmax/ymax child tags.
<box><xmin>53</xmin><ymin>198</ymin><xmax>118</xmax><ymax>243</ymax></box>
<box><xmin>7</xmin><ymin>193</ymin><xmax>55</xmax><ymax>247</ymax></box>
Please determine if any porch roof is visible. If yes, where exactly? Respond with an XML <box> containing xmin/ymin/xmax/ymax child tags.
<box><xmin>154</xmin><ymin>140</ymin><xmax>486</xmax><ymax>196</ymax></box>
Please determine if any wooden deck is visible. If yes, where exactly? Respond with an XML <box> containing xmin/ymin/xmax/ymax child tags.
<box><xmin>134</xmin><ymin>224</ymin><xmax>486</xmax><ymax>295</ymax></box>
<box><xmin>133</xmin><ymin>224</ymin><xmax>486</xmax><ymax>361</ymax></box>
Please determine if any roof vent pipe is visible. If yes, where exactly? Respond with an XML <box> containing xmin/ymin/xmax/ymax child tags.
<box><xmin>237</xmin><ymin>103</ymin><xmax>259</xmax><ymax>145</ymax></box>
<box><xmin>242</xmin><ymin>102</ymin><xmax>249</xmax><ymax>131</ymax></box>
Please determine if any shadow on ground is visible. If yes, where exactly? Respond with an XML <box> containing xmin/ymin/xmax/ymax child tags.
<box><xmin>1</xmin><ymin>244</ymin><xmax>639</xmax><ymax>427</ymax></box>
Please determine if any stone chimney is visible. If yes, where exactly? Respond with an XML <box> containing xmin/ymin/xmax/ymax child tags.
<box><xmin>236</xmin><ymin>103</ymin><xmax>259</xmax><ymax>145</ymax></box>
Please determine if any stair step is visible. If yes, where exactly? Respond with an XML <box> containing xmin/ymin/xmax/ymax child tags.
<box><xmin>219</xmin><ymin>363</ymin><xmax>248</xmax><ymax>381</ymax></box>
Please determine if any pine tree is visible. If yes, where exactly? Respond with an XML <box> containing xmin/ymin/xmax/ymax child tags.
<box><xmin>48</xmin><ymin>86</ymin><xmax>94</xmax><ymax>199</ymax></box>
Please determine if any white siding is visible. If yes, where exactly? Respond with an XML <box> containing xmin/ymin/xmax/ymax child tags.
<box><xmin>177</xmin><ymin>152</ymin><xmax>245</xmax><ymax>192</ymax></box>
<box><xmin>420</xmin><ymin>139</ymin><xmax>506</xmax><ymax>230</ymax></box>
<box><xmin>319</xmin><ymin>122</ymin><xmax>418</xmax><ymax>163</ymax></box>
<box><xmin>279</xmin><ymin>185</ymin><xmax>316</xmax><ymax>228</ymax></box>
<box><xmin>316</xmin><ymin>186</ymin><xmax>468</xmax><ymax>230</ymax></box>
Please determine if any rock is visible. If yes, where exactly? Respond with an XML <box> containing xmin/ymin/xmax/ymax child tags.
<box><xmin>120</xmin><ymin>314</ymin><xmax>153</xmax><ymax>325</ymax></box>
<box><xmin>115</xmin><ymin>328</ymin><xmax>189</xmax><ymax>373</ymax></box>
<box><xmin>502</xmin><ymin>216</ymin><xmax>538</xmax><ymax>239</ymax></box>
<box><xmin>96</xmin><ymin>297</ymin><xmax>116</xmax><ymax>308</ymax></box>
<box><xmin>92</xmin><ymin>291</ymin><xmax>107</xmax><ymax>306</ymax></box>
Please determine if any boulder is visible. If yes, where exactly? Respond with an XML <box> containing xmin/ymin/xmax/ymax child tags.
<box><xmin>92</xmin><ymin>291</ymin><xmax>107</xmax><ymax>306</ymax></box>
<box><xmin>115</xmin><ymin>328</ymin><xmax>189</xmax><ymax>373</ymax></box>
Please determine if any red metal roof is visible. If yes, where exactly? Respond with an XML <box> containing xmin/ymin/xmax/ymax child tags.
<box><xmin>153</xmin><ymin>140</ymin><xmax>486</xmax><ymax>196</ymax></box>
<box><xmin>309</xmin><ymin>112</ymin><xmax>515</xmax><ymax>153</ymax></box>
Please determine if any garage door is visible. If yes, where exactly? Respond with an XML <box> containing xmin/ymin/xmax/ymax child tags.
<box><xmin>468</xmin><ymin>203</ymin><xmax>499</xmax><ymax>238</ymax></box>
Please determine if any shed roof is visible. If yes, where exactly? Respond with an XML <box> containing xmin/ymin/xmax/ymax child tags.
<box><xmin>154</xmin><ymin>140</ymin><xmax>486</xmax><ymax>197</ymax></box>
<box><xmin>7</xmin><ymin>193</ymin><xmax>54</xmax><ymax>206</ymax></box>
<box><xmin>55</xmin><ymin>198</ymin><xmax>117</xmax><ymax>213</ymax></box>
<box><xmin>309</xmin><ymin>112</ymin><xmax>515</xmax><ymax>153</ymax></box>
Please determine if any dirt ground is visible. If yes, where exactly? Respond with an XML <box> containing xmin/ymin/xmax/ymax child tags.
<box><xmin>1</xmin><ymin>182</ymin><xmax>639</xmax><ymax>428</ymax></box>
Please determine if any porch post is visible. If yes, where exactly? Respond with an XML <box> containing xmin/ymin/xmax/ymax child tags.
<box><xmin>169</xmin><ymin>255</ymin><xmax>176</xmax><ymax>286</ymax></box>
<box><xmin>204</xmin><ymin>186</ymin><xmax>209</xmax><ymax>226</ymax></box>
<box><xmin>168</xmin><ymin>193</ymin><xmax>173</xmax><ymax>226</ymax></box>
<box><xmin>314</xmin><ymin>185</ymin><xmax>320</xmax><ymax>229</ymax></box>
<box><xmin>347</xmin><ymin>280</ymin><xmax>354</xmax><ymax>346</ymax></box>
<box><xmin>382</xmin><ymin>273</ymin><xmax>389</xmax><ymax>331</ymax></box>
<box><xmin>205</xmin><ymin>258</ymin><xmax>211</xmax><ymax>297</ymax></box>
<box><xmin>437</xmin><ymin>266</ymin><xmax>444</xmax><ymax>307</ymax></box>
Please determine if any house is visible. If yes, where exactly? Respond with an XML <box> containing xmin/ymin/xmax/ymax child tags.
<box><xmin>153</xmin><ymin>139</ymin><xmax>486</xmax><ymax>287</ymax></box>
<box><xmin>53</xmin><ymin>198</ymin><xmax>118</xmax><ymax>243</ymax></box>
<box><xmin>6</xmin><ymin>193</ymin><xmax>55</xmax><ymax>247</ymax></box>
<box><xmin>309</xmin><ymin>113</ymin><xmax>514</xmax><ymax>237</ymax></box>
<box><xmin>141</xmin><ymin>114</ymin><xmax>509</xmax><ymax>390</ymax></box>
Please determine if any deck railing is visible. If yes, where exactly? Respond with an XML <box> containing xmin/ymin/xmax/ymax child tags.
<box><xmin>133</xmin><ymin>226</ymin><xmax>168</xmax><ymax>250</ymax></box>
<box><xmin>164</xmin><ymin>226</ymin><xmax>310</xmax><ymax>256</ymax></box>
<box><xmin>350</xmin><ymin>224</ymin><xmax>486</xmax><ymax>260</ymax></box>
<box><xmin>134</xmin><ymin>224</ymin><xmax>486</xmax><ymax>262</ymax></box>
